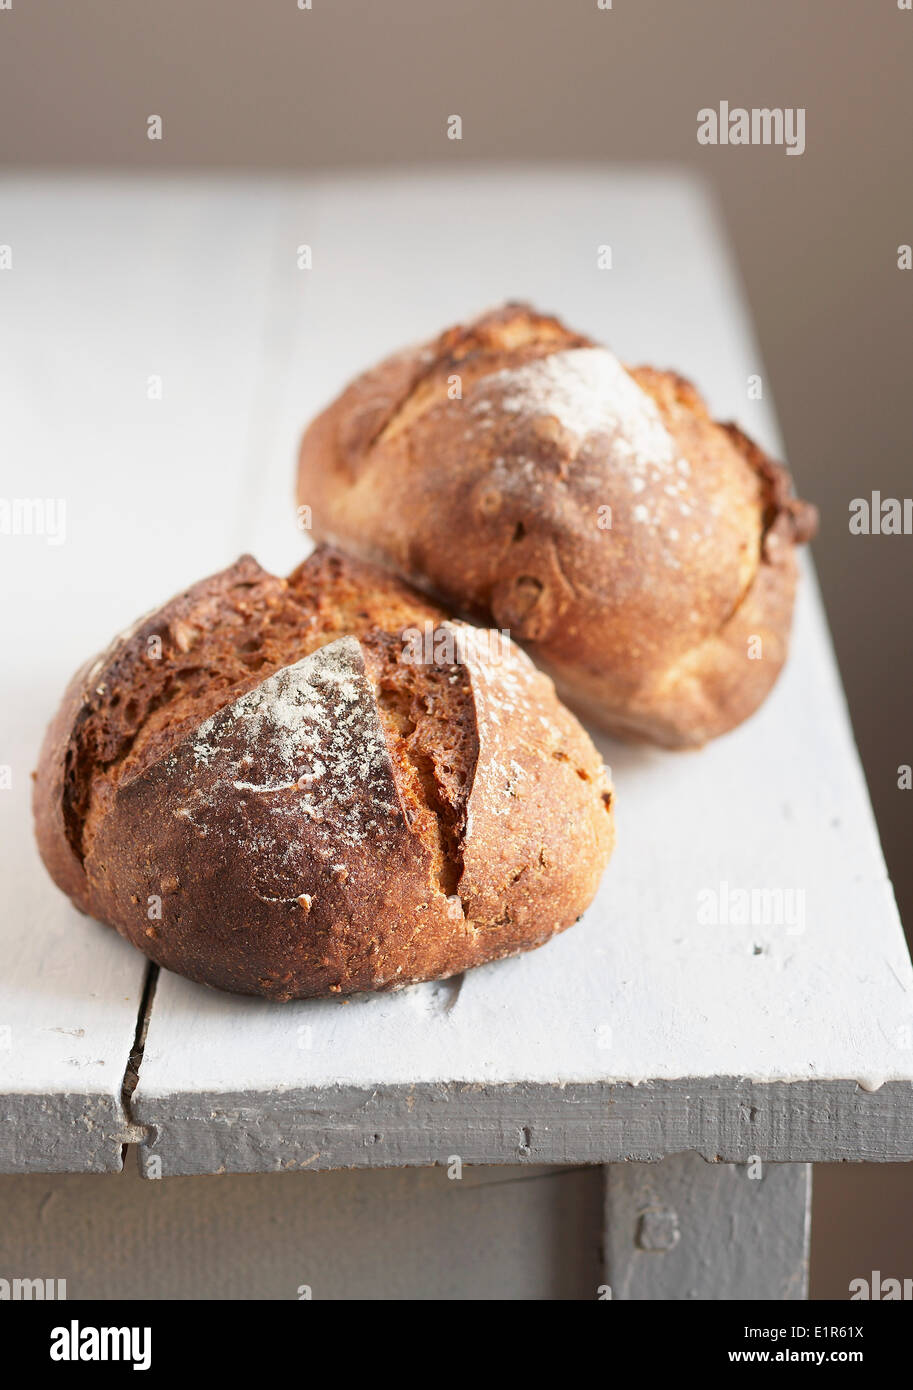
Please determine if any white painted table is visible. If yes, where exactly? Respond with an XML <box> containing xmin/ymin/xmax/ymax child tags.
<box><xmin>2</xmin><ymin>170</ymin><xmax>910</xmax><ymax>1299</ymax></box>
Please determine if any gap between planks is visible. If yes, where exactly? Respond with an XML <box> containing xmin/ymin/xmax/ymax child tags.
<box><xmin>118</xmin><ymin>964</ymin><xmax>159</xmax><ymax>1154</ymax></box>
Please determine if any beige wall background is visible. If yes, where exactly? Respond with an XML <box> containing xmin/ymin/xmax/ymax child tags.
<box><xmin>1</xmin><ymin>0</ymin><xmax>910</xmax><ymax>1299</ymax></box>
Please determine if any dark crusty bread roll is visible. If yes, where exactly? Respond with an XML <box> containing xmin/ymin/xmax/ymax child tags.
<box><xmin>33</xmin><ymin>546</ymin><xmax>614</xmax><ymax>1000</ymax></box>
<box><xmin>297</xmin><ymin>304</ymin><xmax>818</xmax><ymax>748</ymax></box>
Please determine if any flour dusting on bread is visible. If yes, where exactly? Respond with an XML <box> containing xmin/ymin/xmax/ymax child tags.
<box><xmin>472</xmin><ymin>347</ymin><xmax>675</xmax><ymax>472</ymax></box>
<box><xmin>188</xmin><ymin>636</ymin><xmax>397</xmax><ymax>849</ymax></box>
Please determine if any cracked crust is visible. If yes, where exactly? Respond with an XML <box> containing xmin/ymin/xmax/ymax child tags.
<box><xmin>297</xmin><ymin>303</ymin><xmax>818</xmax><ymax>747</ymax></box>
<box><xmin>33</xmin><ymin>546</ymin><xmax>614</xmax><ymax>999</ymax></box>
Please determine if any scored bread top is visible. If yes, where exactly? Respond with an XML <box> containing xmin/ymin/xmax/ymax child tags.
<box><xmin>297</xmin><ymin>303</ymin><xmax>817</xmax><ymax>746</ymax></box>
<box><xmin>33</xmin><ymin>545</ymin><xmax>614</xmax><ymax>998</ymax></box>
<box><xmin>35</xmin><ymin>548</ymin><xmax>444</xmax><ymax>917</ymax></box>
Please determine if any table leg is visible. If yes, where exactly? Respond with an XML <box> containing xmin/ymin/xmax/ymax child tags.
<box><xmin>602</xmin><ymin>1152</ymin><xmax>811</xmax><ymax>1300</ymax></box>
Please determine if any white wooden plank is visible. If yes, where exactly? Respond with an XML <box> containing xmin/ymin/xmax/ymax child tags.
<box><xmin>0</xmin><ymin>177</ymin><xmax>284</xmax><ymax>1169</ymax></box>
<box><xmin>9</xmin><ymin>171</ymin><xmax>906</xmax><ymax>1173</ymax></box>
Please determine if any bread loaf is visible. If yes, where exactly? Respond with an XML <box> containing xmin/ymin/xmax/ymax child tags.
<box><xmin>297</xmin><ymin>304</ymin><xmax>818</xmax><ymax>747</ymax></box>
<box><xmin>33</xmin><ymin>546</ymin><xmax>614</xmax><ymax>999</ymax></box>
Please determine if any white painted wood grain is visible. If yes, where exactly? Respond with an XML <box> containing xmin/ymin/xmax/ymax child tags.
<box><xmin>0</xmin><ymin>178</ymin><xmax>286</xmax><ymax>1167</ymax></box>
<box><xmin>130</xmin><ymin>172</ymin><xmax>913</xmax><ymax>1156</ymax></box>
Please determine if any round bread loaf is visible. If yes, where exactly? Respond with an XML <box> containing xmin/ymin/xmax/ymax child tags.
<box><xmin>33</xmin><ymin>546</ymin><xmax>614</xmax><ymax>1000</ymax></box>
<box><xmin>297</xmin><ymin>304</ymin><xmax>818</xmax><ymax>748</ymax></box>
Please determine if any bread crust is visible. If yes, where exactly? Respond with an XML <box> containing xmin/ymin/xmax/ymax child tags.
<box><xmin>33</xmin><ymin>547</ymin><xmax>614</xmax><ymax>999</ymax></box>
<box><xmin>297</xmin><ymin>304</ymin><xmax>817</xmax><ymax>747</ymax></box>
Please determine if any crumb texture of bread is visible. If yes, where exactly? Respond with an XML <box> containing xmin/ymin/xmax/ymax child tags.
<box><xmin>33</xmin><ymin>546</ymin><xmax>614</xmax><ymax>999</ymax></box>
<box><xmin>297</xmin><ymin>303</ymin><xmax>818</xmax><ymax>747</ymax></box>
